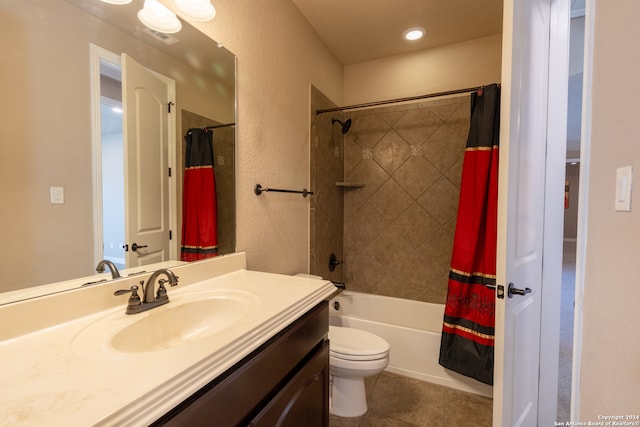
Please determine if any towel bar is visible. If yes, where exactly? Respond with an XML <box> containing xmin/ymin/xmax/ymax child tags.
<box><xmin>254</xmin><ymin>184</ymin><xmax>314</xmax><ymax>198</ymax></box>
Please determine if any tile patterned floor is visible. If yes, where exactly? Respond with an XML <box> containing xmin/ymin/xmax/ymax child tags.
<box><xmin>330</xmin><ymin>372</ymin><xmax>492</xmax><ymax>427</ymax></box>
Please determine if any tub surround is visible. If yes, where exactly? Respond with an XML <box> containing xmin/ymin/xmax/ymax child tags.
<box><xmin>0</xmin><ymin>253</ymin><xmax>337</xmax><ymax>426</ymax></box>
<box><xmin>340</xmin><ymin>95</ymin><xmax>470</xmax><ymax>303</ymax></box>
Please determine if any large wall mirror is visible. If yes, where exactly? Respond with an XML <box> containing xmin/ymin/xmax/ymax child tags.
<box><xmin>0</xmin><ymin>0</ymin><xmax>236</xmax><ymax>301</ymax></box>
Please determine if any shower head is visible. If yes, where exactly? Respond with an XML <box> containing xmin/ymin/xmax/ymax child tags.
<box><xmin>332</xmin><ymin>118</ymin><xmax>352</xmax><ymax>134</ymax></box>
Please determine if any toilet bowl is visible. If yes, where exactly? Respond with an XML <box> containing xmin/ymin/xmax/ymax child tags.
<box><xmin>329</xmin><ymin>325</ymin><xmax>390</xmax><ymax>417</ymax></box>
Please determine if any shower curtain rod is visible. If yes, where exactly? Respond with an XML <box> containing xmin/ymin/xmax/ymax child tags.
<box><xmin>188</xmin><ymin>122</ymin><xmax>236</xmax><ymax>132</ymax></box>
<box><xmin>315</xmin><ymin>86</ymin><xmax>483</xmax><ymax>115</ymax></box>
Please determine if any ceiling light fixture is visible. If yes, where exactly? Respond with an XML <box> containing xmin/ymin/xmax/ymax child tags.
<box><xmin>402</xmin><ymin>27</ymin><xmax>427</xmax><ymax>41</ymax></box>
<box><xmin>174</xmin><ymin>0</ymin><xmax>216</xmax><ymax>21</ymax></box>
<box><xmin>138</xmin><ymin>0</ymin><xmax>182</xmax><ymax>34</ymax></box>
<box><xmin>99</xmin><ymin>0</ymin><xmax>133</xmax><ymax>4</ymax></box>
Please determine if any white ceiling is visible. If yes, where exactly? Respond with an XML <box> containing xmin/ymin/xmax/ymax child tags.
<box><xmin>291</xmin><ymin>0</ymin><xmax>504</xmax><ymax>65</ymax></box>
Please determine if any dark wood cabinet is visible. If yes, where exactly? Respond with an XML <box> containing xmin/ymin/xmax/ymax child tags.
<box><xmin>152</xmin><ymin>302</ymin><xmax>329</xmax><ymax>427</ymax></box>
<box><xmin>249</xmin><ymin>341</ymin><xmax>329</xmax><ymax>426</ymax></box>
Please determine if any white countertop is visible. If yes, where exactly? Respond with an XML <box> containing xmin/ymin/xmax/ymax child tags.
<box><xmin>0</xmin><ymin>266</ymin><xmax>336</xmax><ymax>426</ymax></box>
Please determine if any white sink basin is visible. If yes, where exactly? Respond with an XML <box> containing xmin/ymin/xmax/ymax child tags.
<box><xmin>72</xmin><ymin>289</ymin><xmax>260</xmax><ymax>355</ymax></box>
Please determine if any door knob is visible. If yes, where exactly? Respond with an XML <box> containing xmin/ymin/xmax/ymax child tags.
<box><xmin>508</xmin><ymin>282</ymin><xmax>532</xmax><ymax>298</ymax></box>
<box><xmin>131</xmin><ymin>243</ymin><xmax>148</xmax><ymax>252</ymax></box>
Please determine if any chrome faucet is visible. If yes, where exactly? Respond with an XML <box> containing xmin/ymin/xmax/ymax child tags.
<box><xmin>96</xmin><ymin>259</ymin><xmax>121</xmax><ymax>279</ymax></box>
<box><xmin>114</xmin><ymin>268</ymin><xmax>179</xmax><ymax>314</ymax></box>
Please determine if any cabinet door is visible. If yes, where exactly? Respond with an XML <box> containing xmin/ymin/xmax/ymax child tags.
<box><xmin>249</xmin><ymin>341</ymin><xmax>329</xmax><ymax>427</ymax></box>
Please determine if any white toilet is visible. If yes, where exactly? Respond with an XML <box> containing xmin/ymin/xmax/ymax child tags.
<box><xmin>293</xmin><ymin>274</ymin><xmax>390</xmax><ymax>417</ymax></box>
<box><xmin>328</xmin><ymin>325</ymin><xmax>390</xmax><ymax>417</ymax></box>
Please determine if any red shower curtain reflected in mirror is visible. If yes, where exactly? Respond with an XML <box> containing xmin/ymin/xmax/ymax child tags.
<box><xmin>181</xmin><ymin>128</ymin><xmax>218</xmax><ymax>261</ymax></box>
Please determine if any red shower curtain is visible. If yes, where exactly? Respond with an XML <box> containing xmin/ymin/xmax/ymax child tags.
<box><xmin>181</xmin><ymin>128</ymin><xmax>218</xmax><ymax>261</ymax></box>
<box><xmin>438</xmin><ymin>84</ymin><xmax>500</xmax><ymax>385</ymax></box>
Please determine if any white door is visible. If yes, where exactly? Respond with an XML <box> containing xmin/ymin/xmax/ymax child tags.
<box><xmin>121</xmin><ymin>54</ymin><xmax>173</xmax><ymax>267</ymax></box>
<box><xmin>494</xmin><ymin>0</ymin><xmax>567</xmax><ymax>425</ymax></box>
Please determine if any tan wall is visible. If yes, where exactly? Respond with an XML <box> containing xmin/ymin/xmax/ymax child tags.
<box><xmin>579</xmin><ymin>0</ymin><xmax>640</xmax><ymax>417</ymax></box>
<box><xmin>167</xmin><ymin>0</ymin><xmax>344</xmax><ymax>275</ymax></box>
<box><xmin>343</xmin><ymin>35</ymin><xmax>502</xmax><ymax>106</ymax></box>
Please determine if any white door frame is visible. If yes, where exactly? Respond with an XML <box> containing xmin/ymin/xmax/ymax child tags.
<box><xmin>89</xmin><ymin>44</ymin><xmax>121</xmax><ymax>266</ymax></box>
<box><xmin>570</xmin><ymin>0</ymin><xmax>595</xmax><ymax>419</ymax></box>
<box><xmin>538</xmin><ymin>0</ymin><xmax>571</xmax><ymax>423</ymax></box>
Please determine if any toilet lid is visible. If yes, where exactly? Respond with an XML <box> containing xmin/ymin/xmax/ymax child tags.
<box><xmin>329</xmin><ymin>326</ymin><xmax>390</xmax><ymax>360</ymax></box>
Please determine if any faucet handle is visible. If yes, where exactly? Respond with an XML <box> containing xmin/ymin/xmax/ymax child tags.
<box><xmin>114</xmin><ymin>285</ymin><xmax>142</xmax><ymax>307</ymax></box>
<box><xmin>156</xmin><ymin>280</ymin><xmax>168</xmax><ymax>300</ymax></box>
<box><xmin>114</xmin><ymin>284</ymin><xmax>140</xmax><ymax>296</ymax></box>
<box><xmin>155</xmin><ymin>275</ymin><xmax>178</xmax><ymax>301</ymax></box>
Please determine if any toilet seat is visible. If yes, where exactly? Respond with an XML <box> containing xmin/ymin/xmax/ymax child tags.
<box><xmin>329</xmin><ymin>326</ymin><xmax>390</xmax><ymax>361</ymax></box>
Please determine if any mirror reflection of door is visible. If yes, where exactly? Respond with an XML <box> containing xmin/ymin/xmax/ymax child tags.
<box><xmin>99</xmin><ymin>60</ymin><xmax>126</xmax><ymax>270</ymax></box>
<box><xmin>91</xmin><ymin>45</ymin><xmax>176</xmax><ymax>271</ymax></box>
<box><xmin>121</xmin><ymin>53</ymin><xmax>175</xmax><ymax>268</ymax></box>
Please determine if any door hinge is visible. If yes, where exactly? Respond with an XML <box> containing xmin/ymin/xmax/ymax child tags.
<box><xmin>168</xmin><ymin>101</ymin><xmax>174</xmax><ymax>113</ymax></box>
<box><xmin>168</xmin><ymin>167</ymin><xmax>172</xmax><ymax>177</ymax></box>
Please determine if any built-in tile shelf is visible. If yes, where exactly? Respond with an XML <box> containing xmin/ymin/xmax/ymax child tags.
<box><xmin>336</xmin><ymin>182</ymin><xmax>366</xmax><ymax>188</ymax></box>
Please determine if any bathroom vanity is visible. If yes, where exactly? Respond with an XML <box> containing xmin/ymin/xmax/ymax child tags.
<box><xmin>0</xmin><ymin>253</ymin><xmax>336</xmax><ymax>426</ymax></box>
<box><xmin>154</xmin><ymin>302</ymin><xmax>329</xmax><ymax>426</ymax></box>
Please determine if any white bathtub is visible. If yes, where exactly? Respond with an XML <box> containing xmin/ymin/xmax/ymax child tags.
<box><xmin>329</xmin><ymin>291</ymin><xmax>493</xmax><ymax>398</ymax></box>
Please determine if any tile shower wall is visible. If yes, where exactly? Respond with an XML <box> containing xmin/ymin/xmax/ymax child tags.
<box><xmin>310</xmin><ymin>87</ymin><xmax>345</xmax><ymax>282</ymax></box>
<box><xmin>343</xmin><ymin>96</ymin><xmax>470</xmax><ymax>303</ymax></box>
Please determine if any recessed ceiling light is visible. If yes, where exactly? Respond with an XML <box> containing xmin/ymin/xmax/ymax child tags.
<box><xmin>138</xmin><ymin>0</ymin><xmax>182</xmax><ymax>34</ymax></box>
<box><xmin>403</xmin><ymin>27</ymin><xmax>427</xmax><ymax>41</ymax></box>
<box><xmin>99</xmin><ymin>0</ymin><xmax>133</xmax><ymax>4</ymax></box>
<box><xmin>174</xmin><ymin>0</ymin><xmax>216</xmax><ymax>21</ymax></box>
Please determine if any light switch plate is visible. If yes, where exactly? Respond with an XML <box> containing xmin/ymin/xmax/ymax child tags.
<box><xmin>50</xmin><ymin>187</ymin><xmax>64</xmax><ymax>204</ymax></box>
<box><xmin>615</xmin><ymin>166</ymin><xmax>632</xmax><ymax>212</ymax></box>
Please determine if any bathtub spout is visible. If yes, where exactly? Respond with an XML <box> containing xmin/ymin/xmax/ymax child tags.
<box><xmin>332</xmin><ymin>282</ymin><xmax>346</xmax><ymax>291</ymax></box>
